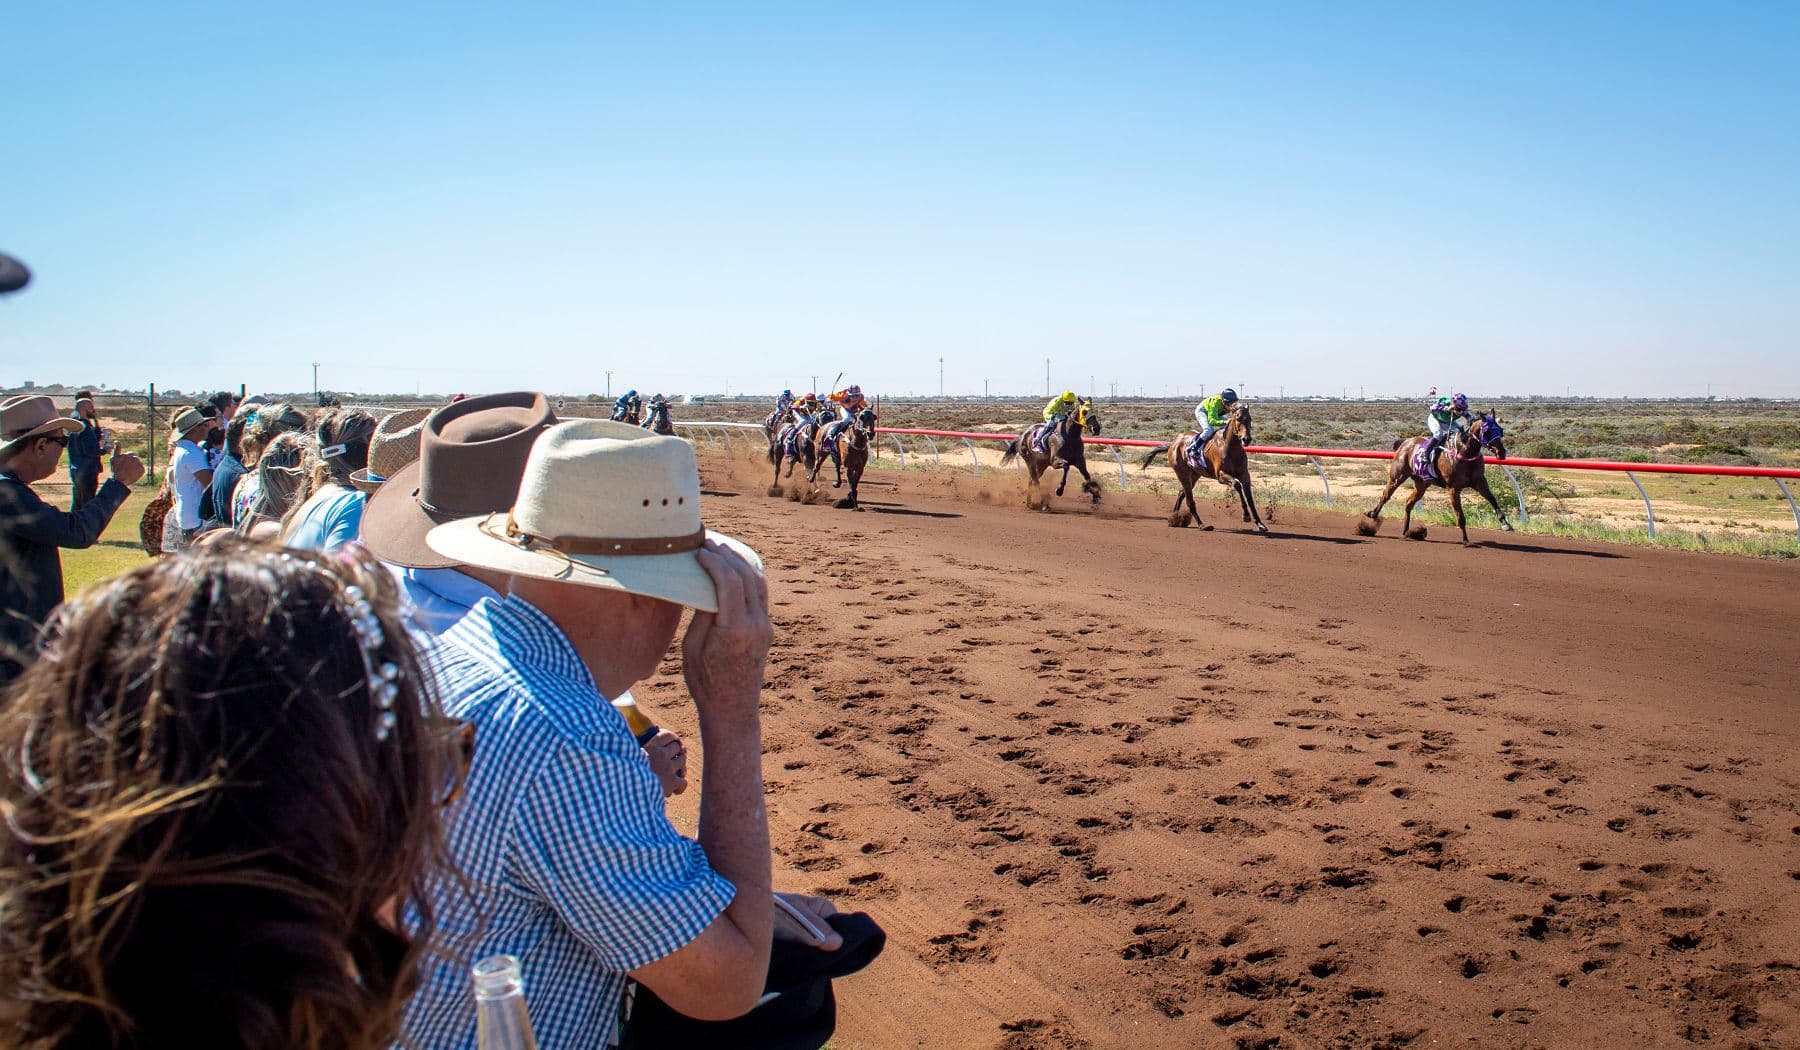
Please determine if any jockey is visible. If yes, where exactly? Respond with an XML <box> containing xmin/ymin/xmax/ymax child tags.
<box><xmin>641</xmin><ymin>394</ymin><xmax>668</xmax><ymax>429</ymax></box>
<box><xmin>1425</xmin><ymin>393</ymin><xmax>1471</xmax><ymax>455</ymax></box>
<box><xmin>1043</xmin><ymin>390</ymin><xmax>1078</xmax><ymax>424</ymax></box>
<box><xmin>776</xmin><ymin>389</ymin><xmax>795</xmax><ymax>415</ymax></box>
<box><xmin>794</xmin><ymin>391</ymin><xmax>824</xmax><ymax>423</ymax></box>
<box><xmin>612</xmin><ymin>389</ymin><xmax>641</xmax><ymax>420</ymax></box>
<box><xmin>828</xmin><ymin>385</ymin><xmax>868</xmax><ymax>416</ymax></box>
<box><xmin>1193</xmin><ymin>389</ymin><xmax>1239</xmax><ymax>444</ymax></box>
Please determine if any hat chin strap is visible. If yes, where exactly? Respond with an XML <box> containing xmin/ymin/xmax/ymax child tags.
<box><xmin>482</xmin><ymin>512</ymin><xmax>708</xmax><ymax>556</ymax></box>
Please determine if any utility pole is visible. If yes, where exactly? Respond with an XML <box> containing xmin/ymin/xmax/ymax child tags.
<box><xmin>811</xmin><ymin>374</ymin><xmax>818</xmax><ymax>394</ymax></box>
<box><xmin>1089</xmin><ymin>374</ymin><xmax>1095</xmax><ymax>397</ymax></box>
<box><xmin>605</xmin><ymin>370</ymin><xmax>613</xmax><ymax>399</ymax></box>
<box><xmin>939</xmin><ymin>357</ymin><xmax>945</xmax><ymax>398</ymax></box>
<box><xmin>1045</xmin><ymin>359</ymin><xmax>1051</xmax><ymax>397</ymax></box>
<box><xmin>1279</xmin><ymin>385</ymin><xmax>1284</xmax><ymax>401</ymax></box>
<box><xmin>311</xmin><ymin>362</ymin><xmax>320</xmax><ymax>400</ymax></box>
<box><xmin>984</xmin><ymin>378</ymin><xmax>989</xmax><ymax>400</ymax></box>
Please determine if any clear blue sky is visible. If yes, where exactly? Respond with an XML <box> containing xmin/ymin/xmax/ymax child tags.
<box><xmin>4</xmin><ymin>2</ymin><xmax>1796</xmax><ymax>399</ymax></box>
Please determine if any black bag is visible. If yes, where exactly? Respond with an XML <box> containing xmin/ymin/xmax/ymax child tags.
<box><xmin>618</xmin><ymin>911</ymin><xmax>885</xmax><ymax>1050</ymax></box>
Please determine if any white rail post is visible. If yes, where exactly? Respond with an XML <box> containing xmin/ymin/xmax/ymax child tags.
<box><xmin>888</xmin><ymin>436</ymin><xmax>906</xmax><ymax>466</ymax></box>
<box><xmin>962</xmin><ymin>438</ymin><xmax>981</xmax><ymax>473</ymax></box>
<box><xmin>1501</xmin><ymin>465</ymin><xmax>1529</xmax><ymax>524</ymax></box>
<box><xmin>1309</xmin><ymin>456</ymin><xmax>1332</xmax><ymax>506</ymax></box>
<box><xmin>1108</xmin><ymin>447</ymin><xmax>1127</xmax><ymax>488</ymax></box>
<box><xmin>921</xmin><ymin>436</ymin><xmax>941</xmax><ymax>465</ymax></box>
<box><xmin>1626</xmin><ymin>471</ymin><xmax>1656</xmax><ymax>537</ymax></box>
<box><xmin>1775</xmin><ymin>479</ymin><xmax>1800</xmax><ymax>543</ymax></box>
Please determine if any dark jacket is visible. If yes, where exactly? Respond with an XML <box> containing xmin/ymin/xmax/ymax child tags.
<box><xmin>207</xmin><ymin>453</ymin><xmax>246</xmax><ymax>526</ymax></box>
<box><xmin>67</xmin><ymin>413</ymin><xmax>105</xmax><ymax>473</ymax></box>
<box><xmin>0</xmin><ymin>472</ymin><xmax>130</xmax><ymax>680</ymax></box>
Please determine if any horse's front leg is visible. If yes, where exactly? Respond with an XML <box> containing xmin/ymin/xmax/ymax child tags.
<box><xmin>1471</xmin><ymin>478</ymin><xmax>1514</xmax><ymax>532</ymax></box>
<box><xmin>1237</xmin><ymin>472</ymin><xmax>1269</xmax><ymax>533</ymax></box>
<box><xmin>1367</xmin><ymin>468</ymin><xmax>1405</xmax><ymax>521</ymax></box>
<box><xmin>1055</xmin><ymin>463</ymin><xmax>1071</xmax><ymax>497</ymax></box>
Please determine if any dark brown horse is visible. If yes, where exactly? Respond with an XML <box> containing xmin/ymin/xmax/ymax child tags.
<box><xmin>809</xmin><ymin>407</ymin><xmax>877</xmax><ymax>508</ymax></box>
<box><xmin>767</xmin><ymin>411</ymin><xmax>822</xmax><ymax>491</ymax></box>
<box><xmin>1359</xmin><ymin>411</ymin><xmax>1514</xmax><ymax>545</ymax></box>
<box><xmin>1138</xmin><ymin>403</ymin><xmax>1267</xmax><ymax>533</ymax></box>
<box><xmin>641</xmin><ymin>397</ymin><xmax>675</xmax><ymax>436</ymax></box>
<box><xmin>610</xmin><ymin>398</ymin><xmax>642</xmax><ymax>426</ymax></box>
<box><xmin>997</xmin><ymin>398</ymin><xmax>1103</xmax><ymax>508</ymax></box>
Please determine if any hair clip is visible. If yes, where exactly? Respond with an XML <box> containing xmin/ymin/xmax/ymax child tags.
<box><xmin>272</xmin><ymin>554</ymin><xmax>404</xmax><ymax>743</ymax></box>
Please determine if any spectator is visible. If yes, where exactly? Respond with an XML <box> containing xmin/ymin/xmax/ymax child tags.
<box><xmin>403</xmin><ymin>419</ymin><xmax>838</xmax><ymax>1048</ymax></box>
<box><xmin>204</xmin><ymin>411</ymin><xmax>250</xmax><ymax>531</ymax></box>
<box><xmin>347</xmin><ymin>408</ymin><xmax>430</xmax><ymax>496</ymax></box>
<box><xmin>237</xmin><ymin>431</ymin><xmax>312</xmax><ymax>542</ymax></box>
<box><xmin>282</xmin><ymin>408</ymin><xmax>376</xmax><ymax>552</ymax></box>
<box><xmin>0</xmin><ymin>544</ymin><xmax>459</xmax><ymax>1049</ymax></box>
<box><xmin>0</xmin><ymin>395</ymin><xmax>145</xmax><ymax>681</ymax></box>
<box><xmin>205</xmin><ymin>389</ymin><xmax>241</xmax><ymax>425</ymax></box>
<box><xmin>229</xmin><ymin>401</ymin><xmax>308</xmax><ymax>530</ymax></box>
<box><xmin>65</xmin><ymin>392</ymin><xmax>107</xmax><ymax>511</ymax></box>
<box><xmin>358</xmin><ymin>393</ymin><xmax>555</xmax><ymax>635</ymax></box>
<box><xmin>162</xmin><ymin>407</ymin><xmax>214</xmax><ymax>554</ymax></box>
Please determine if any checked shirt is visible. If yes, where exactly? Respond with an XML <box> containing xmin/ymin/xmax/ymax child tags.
<box><xmin>402</xmin><ymin>595</ymin><xmax>734</xmax><ymax>1049</ymax></box>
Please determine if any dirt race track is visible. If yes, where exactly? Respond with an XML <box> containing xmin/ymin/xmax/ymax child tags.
<box><xmin>639</xmin><ymin>451</ymin><xmax>1800</xmax><ymax>1050</ymax></box>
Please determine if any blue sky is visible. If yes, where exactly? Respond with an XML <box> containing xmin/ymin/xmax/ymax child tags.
<box><xmin>3</xmin><ymin>2</ymin><xmax>1796</xmax><ymax>399</ymax></box>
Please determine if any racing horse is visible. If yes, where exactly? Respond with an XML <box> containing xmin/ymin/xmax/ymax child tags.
<box><xmin>610</xmin><ymin>397</ymin><xmax>643</xmax><ymax>426</ymax></box>
<box><xmin>998</xmin><ymin>398</ymin><xmax>1103</xmax><ymax>508</ymax></box>
<box><xmin>767</xmin><ymin>410</ymin><xmax>823</xmax><ymax>491</ymax></box>
<box><xmin>1358</xmin><ymin>411</ymin><xmax>1514</xmax><ymax>545</ymax></box>
<box><xmin>809</xmin><ymin>407</ymin><xmax>878</xmax><ymax>508</ymax></box>
<box><xmin>1137</xmin><ymin>402</ymin><xmax>1267</xmax><ymax>533</ymax></box>
<box><xmin>641</xmin><ymin>397</ymin><xmax>675</xmax><ymax>436</ymax></box>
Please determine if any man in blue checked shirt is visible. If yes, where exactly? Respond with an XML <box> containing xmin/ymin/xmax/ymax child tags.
<box><xmin>403</xmin><ymin>419</ymin><xmax>844</xmax><ymax>1048</ymax></box>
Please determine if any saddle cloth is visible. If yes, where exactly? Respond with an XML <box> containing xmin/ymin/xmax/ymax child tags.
<box><xmin>1410</xmin><ymin>442</ymin><xmax>1441</xmax><ymax>483</ymax></box>
<box><xmin>1185</xmin><ymin>433</ymin><xmax>1208</xmax><ymax>472</ymax></box>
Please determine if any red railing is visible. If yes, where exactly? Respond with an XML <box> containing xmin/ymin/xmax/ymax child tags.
<box><xmin>870</xmin><ymin>427</ymin><xmax>1800</xmax><ymax>479</ymax></box>
<box><xmin>671</xmin><ymin>421</ymin><xmax>1800</xmax><ymax>539</ymax></box>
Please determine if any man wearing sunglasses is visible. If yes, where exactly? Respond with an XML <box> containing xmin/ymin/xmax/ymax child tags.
<box><xmin>0</xmin><ymin>394</ymin><xmax>145</xmax><ymax>682</ymax></box>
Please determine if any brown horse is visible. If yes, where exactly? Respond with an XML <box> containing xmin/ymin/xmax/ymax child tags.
<box><xmin>767</xmin><ymin>411</ymin><xmax>822</xmax><ymax>491</ymax></box>
<box><xmin>641</xmin><ymin>397</ymin><xmax>675</xmax><ymax>436</ymax></box>
<box><xmin>809</xmin><ymin>407</ymin><xmax>877</xmax><ymax>508</ymax></box>
<box><xmin>610</xmin><ymin>398</ymin><xmax>642</xmax><ymax>426</ymax></box>
<box><xmin>998</xmin><ymin>399</ymin><xmax>1103</xmax><ymax>508</ymax></box>
<box><xmin>1138</xmin><ymin>403</ymin><xmax>1267</xmax><ymax>533</ymax></box>
<box><xmin>1359</xmin><ymin>411</ymin><xmax>1514</xmax><ymax>545</ymax></box>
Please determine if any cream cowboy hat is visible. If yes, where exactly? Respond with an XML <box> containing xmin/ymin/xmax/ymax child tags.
<box><xmin>0</xmin><ymin>395</ymin><xmax>83</xmax><ymax>457</ymax></box>
<box><xmin>350</xmin><ymin>408</ymin><xmax>431</xmax><ymax>494</ymax></box>
<box><xmin>424</xmin><ymin>419</ymin><xmax>756</xmax><ymax>613</ymax></box>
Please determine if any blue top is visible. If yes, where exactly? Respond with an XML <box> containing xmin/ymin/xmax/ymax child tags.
<box><xmin>282</xmin><ymin>485</ymin><xmax>365</xmax><ymax>552</ymax></box>
<box><xmin>66</xmin><ymin>413</ymin><xmax>104</xmax><ymax>472</ymax></box>
<box><xmin>402</xmin><ymin>596</ymin><xmax>733</xmax><ymax>1049</ymax></box>
<box><xmin>204</xmin><ymin>452</ymin><xmax>245</xmax><ymax>525</ymax></box>
<box><xmin>388</xmin><ymin>563</ymin><xmax>502</xmax><ymax>635</ymax></box>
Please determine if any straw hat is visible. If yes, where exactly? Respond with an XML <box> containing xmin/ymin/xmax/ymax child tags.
<box><xmin>167</xmin><ymin>406</ymin><xmax>209</xmax><ymax>437</ymax></box>
<box><xmin>0</xmin><ymin>395</ymin><xmax>83</xmax><ymax>457</ymax></box>
<box><xmin>350</xmin><ymin>408</ymin><xmax>431</xmax><ymax>494</ymax></box>
<box><xmin>425</xmin><ymin>419</ymin><xmax>749</xmax><ymax>613</ymax></box>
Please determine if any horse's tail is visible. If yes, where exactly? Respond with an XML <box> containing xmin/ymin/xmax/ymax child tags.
<box><xmin>999</xmin><ymin>438</ymin><xmax>1021</xmax><ymax>467</ymax></box>
<box><xmin>1139</xmin><ymin>443</ymin><xmax>1170</xmax><ymax>470</ymax></box>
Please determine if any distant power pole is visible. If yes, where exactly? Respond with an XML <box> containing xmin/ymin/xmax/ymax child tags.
<box><xmin>984</xmin><ymin>378</ymin><xmax>989</xmax><ymax>399</ymax></box>
<box><xmin>605</xmin><ymin>370</ymin><xmax>613</xmax><ymax>399</ymax></box>
<box><xmin>1045</xmin><ymin>359</ymin><xmax>1051</xmax><ymax>397</ymax></box>
<box><xmin>939</xmin><ymin>357</ymin><xmax>945</xmax><ymax>398</ymax></box>
<box><xmin>311</xmin><ymin>362</ymin><xmax>320</xmax><ymax>399</ymax></box>
<box><xmin>1089</xmin><ymin>374</ymin><xmax>1095</xmax><ymax>397</ymax></box>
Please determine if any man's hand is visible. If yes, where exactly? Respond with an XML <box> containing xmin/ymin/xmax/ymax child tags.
<box><xmin>774</xmin><ymin>892</ymin><xmax>845</xmax><ymax>951</ymax></box>
<box><xmin>644</xmin><ymin>728</ymin><xmax>688</xmax><ymax>796</ymax></box>
<box><xmin>681</xmin><ymin>541</ymin><xmax>772</xmax><ymax>719</ymax></box>
<box><xmin>110</xmin><ymin>451</ymin><xmax>145</xmax><ymax>487</ymax></box>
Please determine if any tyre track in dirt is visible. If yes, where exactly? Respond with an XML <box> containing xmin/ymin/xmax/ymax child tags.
<box><xmin>634</xmin><ymin>452</ymin><xmax>1800</xmax><ymax>1049</ymax></box>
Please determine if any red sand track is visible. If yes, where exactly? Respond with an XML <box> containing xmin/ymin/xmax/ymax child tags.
<box><xmin>638</xmin><ymin>453</ymin><xmax>1800</xmax><ymax>1049</ymax></box>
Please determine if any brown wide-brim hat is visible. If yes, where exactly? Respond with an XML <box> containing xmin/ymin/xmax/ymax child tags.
<box><xmin>358</xmin><ymin>392</ymin><xmax>557</xmax><ymax>569</ymax></box>
<box><xmin>349</xmin><ymin>408</ymin><xmax>432</xmax><ymax>494</ymax></box>
<box><xmin>0</xmin><ymin>395</ymin><xmax>83</xmax><ymax>457</ymax></box>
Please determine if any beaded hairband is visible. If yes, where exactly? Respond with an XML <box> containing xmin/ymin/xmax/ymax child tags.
<box><xmin>274</xmin><ymin>552</ymin><xmax>402</xmax><ymax>741</ymax></box>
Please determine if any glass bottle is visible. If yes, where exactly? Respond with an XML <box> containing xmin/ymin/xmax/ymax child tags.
<box><xmin>611</xmin><ymin>691</ymin><xmax>659</xmax><ymax>744</ymax></box>
<box><xmin>473</xmin><ymin>954</ymin><xmax>539</xmax><ymax>1050</ymax></box>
